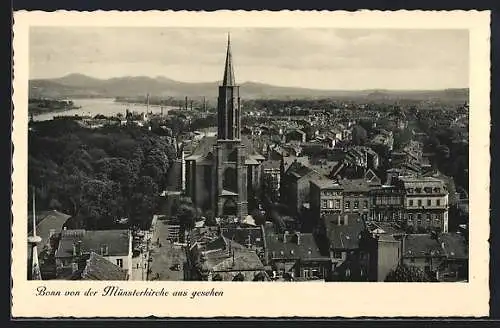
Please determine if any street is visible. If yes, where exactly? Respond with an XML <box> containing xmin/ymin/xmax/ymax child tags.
<box><xmin>147</xmin><ymin>216</ymin><xmax>186</xmax><ymax>281</ymax></box>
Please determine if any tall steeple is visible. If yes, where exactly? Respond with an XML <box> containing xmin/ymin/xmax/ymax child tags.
<box><xmin>217</xmin><ymin>33</ymin><xmax>241</xmax><ymax>141</ymax></box>
<box><xmin>28</xmin><ymin>187</ymin><xmax>42</xmax><ymax>280</ymax></box>
<box><xmin>222</xmin><ymin>33</ymin><xmax>236</xmax><ymax>86</ymax></box>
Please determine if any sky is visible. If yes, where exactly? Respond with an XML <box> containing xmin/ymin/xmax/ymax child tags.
<box><xmin>29</xmin><ymin>27</ymin><xmax>469</xmax><ymax>90</ymax></box>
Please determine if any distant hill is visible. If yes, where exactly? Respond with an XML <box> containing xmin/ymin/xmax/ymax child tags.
<box><xmin>29</xmin><ymin>73</ymin><xmax>469</xmax><ymax>103</ymax></box>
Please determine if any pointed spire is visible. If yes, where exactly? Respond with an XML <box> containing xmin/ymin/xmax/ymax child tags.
<box><xmin>32</xmin><ymin>186</ymin><xmax>37</xmax><ymax>237</ymax></box>
<box><xmin>29</xmin><ymin>187</ymin><xmax>42</xmax><ymax>280</ymax></box>
<box><xmin>222</xmin><ymin>33</ymin><xmax>235</xmax><ymax>86</ymax></box>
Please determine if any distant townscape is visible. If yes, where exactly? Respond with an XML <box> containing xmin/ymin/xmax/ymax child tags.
<box><xmin>28</xmin><ymin>35</ymin><xmax>469</xmax><ymax>282</ymax></box>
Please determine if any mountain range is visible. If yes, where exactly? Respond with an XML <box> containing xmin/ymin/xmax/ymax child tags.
<box><xmin>29</xmin><ymin>73</ymin><xmax>469</xmax><ymax>103</ymax></box>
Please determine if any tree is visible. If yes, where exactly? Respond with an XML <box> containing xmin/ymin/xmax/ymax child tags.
<box><xmin>436</xmin><ymin>145</ymin><xmax>451</xmax><ymax>160</ymax></box>
<box><xmin>253</xmin><ymin>272</ymin><xmax>267</xmax><ymax>281</ymax></box>
<box><xmin>204</xmin><ymin>210</ymin><xmax>218</xmax><ymax>226</ymax></box>
<box><xmin>178</xmin><ymin>203</ymin><xmax>196</xmax><ymax>231</ymax></box>
<box><xmin>212</xmin><ymin>273</ymin><xmax>223</xmax><ymax>281</ymax></box>
<box><xmin>251</xmin><ymin>209</ymin><xmax>266</xmax><ymax>226</ymax></box>
<box><xmin>384</xmin><ymin>264</ymin><xmax>432</xmax><ymax>282</ymax></box>
<box><xmin>393</xmin><ymin>129</ymin><xmax>413</xmax><ymax>150</ymax></box>
<box><xmin>232</xmin><ymin>273</ymin><xmax>245</xmax><ymax>281</ymax></box>
<box><xmin>352</xmin><ymin>125</ymin><xmax>368</xmax><ymax>146</ymax></box>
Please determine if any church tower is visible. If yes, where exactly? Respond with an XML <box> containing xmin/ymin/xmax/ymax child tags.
<box><xmin>214</xmin><ymin>34</ymin><xmax>248</xmax><ymax>218</ymax></box>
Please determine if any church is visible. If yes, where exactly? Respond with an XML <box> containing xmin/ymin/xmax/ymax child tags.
<box><xmin>185</xmin><ymin>35</ymin><xmax>265</xmax><ymax>219</ymax></box>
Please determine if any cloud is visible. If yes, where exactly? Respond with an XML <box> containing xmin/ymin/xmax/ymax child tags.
<box><xmin>29</xmin><ymin>27</ymin><xmax>469</xmax><ymax>89</ymax></box>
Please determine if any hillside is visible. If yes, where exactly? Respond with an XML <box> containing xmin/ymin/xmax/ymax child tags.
<box><xmin>29</xmin><ymin>73</ymin><xmax>469</xmax><ymax>103</ymax></box>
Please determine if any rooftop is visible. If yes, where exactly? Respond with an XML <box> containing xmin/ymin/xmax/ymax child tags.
<box><xmin>80</xmin><ymin>252</ymin><xmax>128</xmax><ymax>280</ymax></box>
<box><xmin>56</xmin><ymin>229</ymin><xmax>130</xmax><ymax>259</ymax></box>
<box><xmin>403</xmin><ymin>234</ymin><xmax>444</xmax><ymax>258</ymax></box>
<box><xmin>310</xmin><ymin>178</ymin><xmax>342</xmax><ymax>190</ymax></box>
<box><xmin>324</xmin><ymin>214</ymin><xmax>365</xmax><ymax>250</ymax></box>
<box><xmin>28</xmin><ymin>210</ymin><xmax>71</xmax><ymax>254</ymax></box>
<box><xmin>265</xmin><ymin>232</ymin><xmax>328</xmax><ymax>260</ymax></box>
<box><xmin>339</xmin><ymin>179</ymin><xmax>371</xmax><ymax>193</ymax></box>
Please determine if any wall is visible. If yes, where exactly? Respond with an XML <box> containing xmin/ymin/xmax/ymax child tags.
<box><xmin>343</xmin><ymin>193</ymin><xmax>370</xmax><ymax>218</ymax></box>
<box><xmin>105</xmin><ymin>255</ymin><xmax>131</xmax><ymax>275</ymax></box>
<box><xmin>376</xmin><ymin>239</ymin><xmax>401</xmax><ymax>282</ymax></box>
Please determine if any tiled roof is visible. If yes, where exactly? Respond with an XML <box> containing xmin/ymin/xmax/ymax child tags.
<box><xmin>81</xmin><ymin>252</ymin><xmax>128</xmax><ymax>280</ymax></box>
<box><xmin>397</xmin><ymin>176</ymin><xmax>446</xmax><ymax>191</ymax></box>
<box><xmin>340</xmin><ymin>179</ymin><xmax>371</xmax><ymax>193</ymax></box>
<box><xmin>310</xmin><ymin>178</ymin><xmax>342</xmax><ymax>190</ymax></box>
<box><xmin>265</xmin><ymin>232</ymin><xmax>328</xmax><ymax>260</ymax></box>
<box><xmin>28</xmin><ymin>210</ymin><xmax>71</xmax><ymax>254</ymax></box>
<box><xmin>56</xmin><ymin>229</ymin><xmax>130</xmax><ymax>259</ymax></box>
<box><xmin>222</xmin><ymin>227</ymin><xmax>265</xmax><ymax>249</ymax></box>
<box><xmin>403</xmin><ymin>234</ymin><xmax>444</xmax><ymax>258</ymax></box>
<box><xmin>261</xmin><ymin>160</ymin><xmax>281</xmax><ymax>170</ymax></box>
<box><xmin>185</xmin><ymin>136</ymin><xmax>216</xmax><ymax>160</ymax></box>
<box><xmin>325</xmin><ymin>214</ymin><xmax>365</xmax><ymax>250</ymax></box>
<box><xmin>440</xmin><ymin>233</ymin><xmax>468</xmax><ymax>259</ymax></box>
<box><xmin>286</xmin><ymin>162</ymin><xmax>322</xmax><ymax>180</ymax></box>
<box><xmin>211</xmin><ymin>250</ymin><xmax>264</xmax><ymax>272</ymax></box>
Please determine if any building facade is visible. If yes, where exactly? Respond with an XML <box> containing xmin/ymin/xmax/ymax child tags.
<box><xmin>340</xmin><ymin>179</ymin><xmax>371</xmax><ymax>220</ymax></box>
<box><xmin>394</xmin><ymin>176</ymin><xmax>449</xmax><ymax>232</ymax></box>
<box><xmin>369</xmin><ymin>185</ymin><xmax>405</xmax><ymax>223</ymax></box>
<box><xmin>310</xmin><ymin>179</ymin><xmax>343</xmax><ymax>220</ymax></box>
<box><xmin>55</xmin><ymin>229</ymin><xmax>133</xmax><ymax>278</ymax></box>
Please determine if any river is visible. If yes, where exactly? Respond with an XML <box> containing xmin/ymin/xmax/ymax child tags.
<box><xmin>33</xmin><ymin>98</ymin><xmax>176</xmax><ymax>121</ymax></box>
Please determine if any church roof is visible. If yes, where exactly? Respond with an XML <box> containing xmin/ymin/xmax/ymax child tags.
<box><xmin>185</xmin><ymin>135</ymin><xmax>264</xmax><ymax>163</ymax></box>
<box><xmin>184</xmin><ymin>136</ymin><xmax>217</xmax><ymax>161</ymax></box>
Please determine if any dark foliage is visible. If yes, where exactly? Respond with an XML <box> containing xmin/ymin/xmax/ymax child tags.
<box><xmin>28</xmin><ymin>120</ymin><xmax>176</xmax><ymax>230</ymax></box>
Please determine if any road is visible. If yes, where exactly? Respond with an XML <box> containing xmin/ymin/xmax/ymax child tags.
<box><xmin>147</xmin><ymin>217</ymin><xmax>186</xmax><ymax>281</ymax></box>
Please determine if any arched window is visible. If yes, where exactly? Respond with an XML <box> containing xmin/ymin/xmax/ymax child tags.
<box><xmin>223</xmin><ymin>167</ymin><xmax>237</xmax><ymax>192</ymax></box>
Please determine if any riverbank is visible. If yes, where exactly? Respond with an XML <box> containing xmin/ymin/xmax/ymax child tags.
<box><xmin>30</xmin><ymin>105</ymin><xmax>82</xmax><ymax>116</ymax></box>
<box><xmin>115</xmin><ymin>97</ymin><xmax>181</xmax><ymax>108</ymax></box>
<box><xmin>29</xmin><ymin>99</ymin><xmax>82</xmax><ymax>116</ymax></box>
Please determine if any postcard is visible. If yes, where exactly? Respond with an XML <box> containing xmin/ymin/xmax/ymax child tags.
<box><xmin>12</xmin><ymin>10</ymin><xmax>490</xmax><ymax>318</ymax></box>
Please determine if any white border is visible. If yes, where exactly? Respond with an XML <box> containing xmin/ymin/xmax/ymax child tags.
<box><xmin>12</xmin><ymin>10</ymin><xmax>490</xmax><ymax>318</ymax></box>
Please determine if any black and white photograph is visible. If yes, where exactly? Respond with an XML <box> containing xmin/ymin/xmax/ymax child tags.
<box><xmin>12</xmin><ymin>10</ymin><xmax>490</xmax><ymax>318</ymax></box>
<box><xmin>26</xmin><ymin>26</ymin><xmax>471</xmax><ymax>283</ymax></box>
